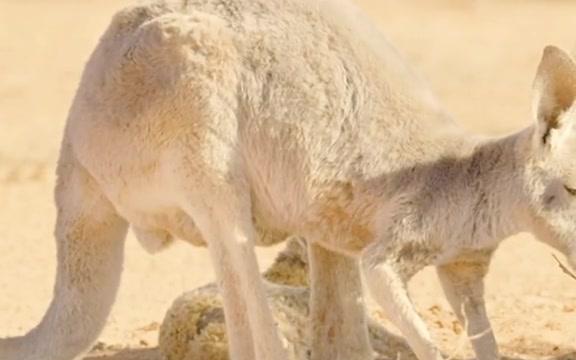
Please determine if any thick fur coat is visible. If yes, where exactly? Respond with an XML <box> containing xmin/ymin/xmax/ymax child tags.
<box><xmin>2</xmin><ymin>0</ymin><xmax>576</xmax><ymax>359</ymax></box>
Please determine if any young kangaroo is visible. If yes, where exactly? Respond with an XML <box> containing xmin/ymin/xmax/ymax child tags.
<box><xmin>1</xmin><ymin>0</ymin><xmax>576</xmax><ymax>359</ymax></box>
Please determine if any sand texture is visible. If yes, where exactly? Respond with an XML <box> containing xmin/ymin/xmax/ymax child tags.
<box><xmin>0</xmin><ymin>0</ymin><xmax>575</xmax><ymax>359</ymax></box>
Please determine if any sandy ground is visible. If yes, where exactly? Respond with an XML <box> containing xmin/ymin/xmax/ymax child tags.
<box><xmin>1</xmin><ymin>0</ymin><xmax>576</xmax><ymax>359</ymax></box>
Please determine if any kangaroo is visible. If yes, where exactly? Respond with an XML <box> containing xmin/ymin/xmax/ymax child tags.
<box><xmin>2</xmin><ymin>0</ymin><xmax>576</xmax><ymax>359</ymax></box>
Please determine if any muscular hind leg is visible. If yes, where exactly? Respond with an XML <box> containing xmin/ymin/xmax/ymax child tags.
<box><xmin>185</xmin><ymin>187</ymin><xmax>288</xmax><ymax>360</ymax></box>
<box><xmin>0</xmin><ymin>146</ymin><xmax>128</xmax><ymax>360</ymax></box>
<box><xmin>174</xmin><ymin>131</ymin><xmax>287</xmax><ymax>360</ymax></box>
<box><xmin>309</xmin><ymin>243</ymin><xmax>373</xmax><ymax>360</ymax></box>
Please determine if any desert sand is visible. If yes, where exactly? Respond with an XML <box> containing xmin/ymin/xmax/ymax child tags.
<box><xmin>0</xmin><ymin>0</ymin><xmax>575</xmax><ymax>359</ymax></box>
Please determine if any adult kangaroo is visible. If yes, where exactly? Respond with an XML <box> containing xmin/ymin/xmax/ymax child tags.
<box><xmin>2</xmin><ymin>0</ymin><xmax>576</xmax><ymax>359</ymax></box>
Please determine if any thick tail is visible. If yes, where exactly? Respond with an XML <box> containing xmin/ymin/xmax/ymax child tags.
<box><xmin>0</xmin><ymin>146</ymin><xmax>128</xmax><ymax>360</ymax></box>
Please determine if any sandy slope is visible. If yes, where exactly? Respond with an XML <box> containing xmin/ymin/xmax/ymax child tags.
<box><xmin>0</xmin><ymin>0</ymin><xmax>575</xmax><ymax>359</ymax></box>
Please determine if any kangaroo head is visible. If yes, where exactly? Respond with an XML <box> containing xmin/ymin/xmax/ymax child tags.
<box><xmin>524</xmin><ymin>46</ymin><xmax>576</xmax><ymax>267</ymax></box>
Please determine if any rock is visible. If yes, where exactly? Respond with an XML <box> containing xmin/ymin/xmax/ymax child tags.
<box><xmin>159</xmin><ymin>238</ymin><xmax>416</xmax><ymax>360</ymax></box>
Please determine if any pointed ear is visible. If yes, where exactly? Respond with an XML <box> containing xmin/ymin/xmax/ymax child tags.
<box><xmin>533</xmin><ymin>46</ymin><xmax>576</xmax><ymax>145</ymax></box>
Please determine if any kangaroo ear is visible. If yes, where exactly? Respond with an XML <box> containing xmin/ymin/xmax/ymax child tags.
<box><xmin>533</xmin><ymin>46</ymin><xmax>576</xmax><ymax>145</ymax></box>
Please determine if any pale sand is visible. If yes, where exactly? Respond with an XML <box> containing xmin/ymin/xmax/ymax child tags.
<box><xmin>0</xmin><ymin>1</ymin><xmax>575</xmax><ymax>359</ymax></box>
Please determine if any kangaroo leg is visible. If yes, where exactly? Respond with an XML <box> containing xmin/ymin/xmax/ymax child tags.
<box><xmin>361</xmin><ymin>243</ymin><xmax>443</xmax><ymax>360</ymax></box>
<box><xmin>0</xmin><ymin>147</ymin><xmax>128</xmax><ymax>360</ymax></box>
<box><xmin>309</xmin><ymin>243</ymin><xmax>373</xmax><ymax>360</ymax></box>
<box><xmin>437</xmin><ymin>252</ymin><xmax>499</xmax><ymax>360</ymax></box>
<box><xmin>200</xmin><ymin>218</ymin><xmax>256</xmax><ymax>360</ymax></box>
<box><xmin>187</xmin><ymin>191</ymin><xmax>287</xmax><ymax>360</ymax></box>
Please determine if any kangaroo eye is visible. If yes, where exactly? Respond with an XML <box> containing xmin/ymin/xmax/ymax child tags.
<box><xmin>565</xmin><ymin>185</ymin><xmax>576</xmax><ymax>196</ymax></box>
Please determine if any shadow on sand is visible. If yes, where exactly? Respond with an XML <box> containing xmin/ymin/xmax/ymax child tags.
<box><xmin>84</xmin><ymin>348</ymin><xmax>159</xmax><ymax>360</ymax></box>
<box><xmin>83</xmin><ymin>346</ymin><xmax>576</xmax><ymax>360</ymax></box>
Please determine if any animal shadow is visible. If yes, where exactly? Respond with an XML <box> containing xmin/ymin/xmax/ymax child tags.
<box><xmin>83</xmin><ymin>347</ymin><xmax>576</xmax><ymax>360</ymax></box>
<box><xmin>84</xmin><ymin>347</ymin><xmax>159</xmax><ymax>360</ymax></box>
<box><xmin>82</xmin><ymin>332</ymin><xmax>576</xmax><ymax>360</ymax></box>
<box><xmin>370</xmin><ymin>323</ymin><xmax>576</xmax><ymax>360</ymax></box>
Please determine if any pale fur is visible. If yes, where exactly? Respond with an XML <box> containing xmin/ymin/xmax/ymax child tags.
<box><xmin>159</xmin><ymin>238</ymin><xmax>415</xmax><ymax>360</ymax></box>
<box><xmin>1</xmin><ymin>0</ymin><xmax>576</xmax><ymax>359</ymax></box>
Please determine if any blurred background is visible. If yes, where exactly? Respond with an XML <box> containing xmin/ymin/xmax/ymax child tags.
<box><xmin>0</xmin><ymin>0</ymin><xmax>575</xmax><ymax>359</ymax></box>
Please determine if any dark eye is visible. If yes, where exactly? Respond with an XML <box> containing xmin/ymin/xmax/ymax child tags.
<box><xmin>565</xmin><ymin>185</ymin><xmax>576</xmax><ymax>196</ymax></box>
